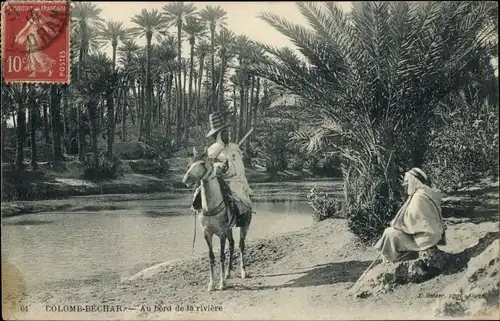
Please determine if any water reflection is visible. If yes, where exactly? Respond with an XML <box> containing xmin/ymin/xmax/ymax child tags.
<box><xmin>2</xmin><ymin>180</ymin><xmax>341</xmax><ymax>287</ymax></box>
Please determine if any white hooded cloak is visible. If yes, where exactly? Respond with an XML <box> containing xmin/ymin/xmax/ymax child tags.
<box><xmin>207</xmin><ymin>132</ymin><xmax>253</xmax><ymax>210</ymax></box>
<box><xmin>374</xmin><ymin>185</ymin><xmax>445</xmax><ymax>262</ymax></box>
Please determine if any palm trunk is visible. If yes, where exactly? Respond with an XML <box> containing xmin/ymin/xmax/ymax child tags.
<box><xmin>29</xmin><ymin>95</ymin><xmax>37</xmax><ymax>170</ymax></box>
<box><xmin>175</xmin><ymin>70</ymin><xmax>182</xmax><ymax>143</ymax></box>
<box><xmin>139</xmin><ymin>81</ymin><xmax>145</xmax><ymax>141</ymax></box>
<box><xmin>62</xmin><ymin>85</ymin><xmax>69</xmax><ymax>153</ymax></box>
<box><xmin>158</xmin><ymin>78</ymin><xmax>164</xmax><ymax>126</ymax></box>
<box><xmin>210</xmin><ymin>25</ymin><xmax>216</xmax><ymax>113</ymax></box>
<box><xmin>106</xmin><ymin>81</ymin><xmax>115</xmax><ymax>158</ymax></box>
<box><xmin>1</xmin><ymin>119</ymin><xmax>7</xmax><ymax>160</ymax></box>
<box><xmin>218</xmin><ymin>51</ymin><xmax>227</xmax><ymax>113</ymax></box>
<box><xmin>232</xmin><ymin>84</ymin><xmax>237</xmax><ymax>137</ymax></box>
<box><xmin>122</xmin><ymin>81</ymin><xmax>128</xmax><ymax>141</ymax></box>
<box><xmin>131</xmin><ymin>79</ymin><xmax>138</xmax><ymax>125</ymax></box>
<box><xmin>182</xmin><ymin>64</ymin><xmax>187</xmax><ymax>133</ymax></box>
<box><xmin>50</xmin><ymin>85</ymin><xmax>64</xmax><ymax>163</ymax></box>
<box><xmin>246</xmin><ymin>75</ymin><xmax>255</xmax><ymax>151</ymax></box>
<box><xmin>166</xmin><ymin>74</ymin><xmax>173</xmax><ymax>137</ymax></box>
<box><xmin>43</xmin><ymin>102</ymin><xmax>50</xmax><ymax>144</ymax></box>
<box><xmin>112</xmin><ymin>42</ymin><xmax>117</xmax><ymax>70</ymax></box>
<box><xmin>145</xmin><ymin>35</ymin><xmax>153</xmax><ymax>141</ymax></box>
<box><xmin>185</xmin><ymin>41</ymin><xmax>196</xmax><ymax>144</ymax></box>
<box><xmin>15</xmin><ymin>106</ymin><xmax>26</xmax><ymax>172</ymax></box>
<box><xmin>77</xmin><ymin>103</ymin><xmax>85</xmax><ymax>161</ymax></box>
<box><xmin>239</xmin><ymin>74</ymin><xmax>245</xmax><ymax>140</ymax></box>
<box><xmin>177</xmin><ymin>21</ymin><xmax>183</xmax><ymax>144</ymax></box>
<box><xmin>88</xmin><ymin>100</ymin><xmax>99</xmax><ymax>167</ymax></box>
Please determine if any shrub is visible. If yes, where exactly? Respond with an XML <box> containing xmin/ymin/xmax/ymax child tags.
<box><xmin>82</xmin><ymin>152</ymin><xmax>123</xmax><ymax>181</ymax></box>
<box><xmin>425</xmin><ymin>98</ymin><xmax>499</xmax><ymax>192</ymax></box>
<box><xmin>343</xmin><ymin>162</ymin><xmax>405</xmax><ymax>245</ymax></box>
<box><xmin>1</xmin><ymin>169</ymin><xmax>49</xmax><ymax>201</ymax></box>
<box><xmin>304</xmin><ymin>154</ymin><xmax>342</xmax><ymax>177</ymax></box>
<box><xmin>127</xmin><ymin>157</ymin><xmax>169</xmax><ymax>177</ymax></box>
<box><xmin>254</xmin><ymin>130</ymin><xmax>289</xmax><ymax>173</ymax></box>
<box><xmin>307</xmin><ymin>187</ymin><xmax>343</xmax><ymax>221</ymax></box>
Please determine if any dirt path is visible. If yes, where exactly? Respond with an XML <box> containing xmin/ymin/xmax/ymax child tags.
<box><xmin>7</xmin><ymin>214</ymin><xmax>497</xmax><ymax>320</ymax></box>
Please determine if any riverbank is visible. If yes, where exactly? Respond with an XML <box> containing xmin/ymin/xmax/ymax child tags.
<box><xmin>3</xmin><ymin>179</ymin><xmax>498</xmax><ymax>320</ymax></box>
<box><xmin>1</xmin><ymin>157</ymin><xmax>335</xmax><ymax>216</ymax></box>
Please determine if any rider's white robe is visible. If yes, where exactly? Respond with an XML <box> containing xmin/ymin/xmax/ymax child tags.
<box><xmin>207</xmin><ymin>138</ymin><xmax>252</xmax><ymax>210</ymax></box>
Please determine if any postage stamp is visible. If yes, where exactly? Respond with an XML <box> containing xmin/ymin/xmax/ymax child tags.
<box><xmin>1</xmin><ymin>0</ymin><xmax>70</xmax><ymax>84</ymax></box>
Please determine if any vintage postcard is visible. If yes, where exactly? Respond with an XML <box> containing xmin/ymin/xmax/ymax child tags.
<box><xmin>1</xmin><ymin>1</ymin><xmax>499</xmax><ymax>320</ymax></box>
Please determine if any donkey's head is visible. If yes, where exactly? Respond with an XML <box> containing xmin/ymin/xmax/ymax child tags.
<box><xmin>182</xmin><ymin>147</ymin><xmax>215</xmax><ymax>187</ymax></box>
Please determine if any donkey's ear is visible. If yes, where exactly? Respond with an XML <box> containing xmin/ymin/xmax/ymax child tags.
<box><xmin>192</xmin><ymin>147</ymin><xmax>198</xmax><ymax>156</ymax></box>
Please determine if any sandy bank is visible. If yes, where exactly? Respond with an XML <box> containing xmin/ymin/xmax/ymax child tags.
<box><xmin>5</xmin><ymin>211</ymin><xmax>497</xmax><ymax>320</ymax></box>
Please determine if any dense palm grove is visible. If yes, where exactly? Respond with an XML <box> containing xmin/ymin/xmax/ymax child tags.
<box><xmin>2</xmin><ymin>1</ymin><xmax>498</xmax><ymax>244</ymax></box>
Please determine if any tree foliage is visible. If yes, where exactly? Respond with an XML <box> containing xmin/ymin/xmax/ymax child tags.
<box><xmin>256</xmin><ymin>1</ymin><xmax>498</xmax><ymax>244</ymax></box>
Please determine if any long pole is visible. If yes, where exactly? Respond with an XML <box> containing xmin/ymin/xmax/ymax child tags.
<box><xmin>349</xmin><ymin>253</ymin><xmax>381</xmax><ymax>290</ymax></box>
<box><xmin>237</xmin><ymin>127</ymin><xmax>254</xmax><ymax>147</ymax></box>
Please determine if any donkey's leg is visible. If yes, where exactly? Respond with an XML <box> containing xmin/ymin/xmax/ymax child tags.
<box><xmin>204</xmin><ymin>231</ymin><xmax>215</xmax><ymax>291</ymax></box>
<box><xmin>239</xmin><ymin>225</ymin><xmax>249</xmax><ymax>279</ymax></box>
<box><xmin>219</xmin><ymin>234</ymin><xmax>227</xmax><ymax>290</ymax></box>
<box><xmin>225</xmin><ymin>229</ymin><xmax>235</xmax><ymax>280</ymax></box>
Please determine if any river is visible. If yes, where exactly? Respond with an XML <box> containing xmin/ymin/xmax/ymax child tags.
<box><xmin>1</xmin><ymin>180</ymin><xmax>342</xmax><ymax>287</ymax></box>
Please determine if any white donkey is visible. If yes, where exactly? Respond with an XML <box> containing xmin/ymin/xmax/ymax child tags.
<box><xmin>182</xmin><ymin>147</ymin><xmax>252</xmax><ymax>291</ymax></box>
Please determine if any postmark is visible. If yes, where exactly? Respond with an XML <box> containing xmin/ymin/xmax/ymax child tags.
<box><xmin>1</xmin><ymin>0</ymin><xmax>70</xmax><ymax>84</ymax></box>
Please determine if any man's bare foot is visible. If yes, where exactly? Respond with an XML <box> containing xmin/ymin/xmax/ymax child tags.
<box><xmin>48</xmin><ymin>70</ymin><xmax>53</xmax><ymax>76</ymax></box>
<box><xmin>29</xmin><ymin>72</ymin><xmax>36</xmax><ymax>77</ymax></box>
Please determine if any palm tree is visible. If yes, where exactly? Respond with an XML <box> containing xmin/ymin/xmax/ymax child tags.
<box><xmin>99</xmin><ymin>21</ymin><xmax>128</xmax><ymax>157</ymax></box>
<box><xmin>199</xmin><ymin>5</ymin><xmax>227</xmax><ymax>113</ymax></box>
<box><xmin>118</xmin><ymin>40</ymin><xmax>141</xmax><ymax>141</ymax></box>
<box><xmin>163</xmin><ymin>2</ymin><xmax>197</xmax><ymax>144</ymax></box>
<box><xmin>155</xmin><ymin>37</ymin><xmax>177</xmax><ymax>131</ymax></box>
<box><xmin>233</xmin><ymin>35</ymin><xmax>252</xmax><ymax>140</ymax></box>
<box><xmin>128</xmin><ymin>49</ymin><xmax>147</xmax><ymax>140</ymax></box>
<box><xmin>100</xmin><ymin>21</ymin><xmax>129</xmax><ymax>70</ymax></box>
<box><xmin>245</xmin><ymin>43</ymin><xmax>265</xmax><ymax>150</ymax></box>
<box><xmin>71</xmin><ymin>2</ymin><xmax>103</xmax><ymax>161</ymax></box>
<box><xmin>50</xmin><ymin>85</ymin><xmax>64</xmax><ymax>163</ymax></box>
<box><xmin>183</xmin><ymin>15</ymin><xmax>207</xmax><ymax>142</ymax></box>
<box><xmin>194</xmin><ymin>41</ymin><xmax>211</xmax><ymax>126</ymax></box>
<box><xmin>131</xmin><ymin>9</ymin><xmax>169</xmax><ymax>142</ymax></box>
<box><xmin>74</xmin><ymin>53</ymin><xmax>116</xmax><ymax>166</ymax></box>
<box><xmin>215</xmin><ymin>28</ymin><xmax>236</xmax><ymax>113</ymax></box>
<box><xmin>4</xmin><ymin>84</ymin><xmax>29</xmax><ymax>172</ymax></box>
<box><xmin>257</xmin><ymin>1</ymin><xmax>497</xmax><ymax>244</ymax></box>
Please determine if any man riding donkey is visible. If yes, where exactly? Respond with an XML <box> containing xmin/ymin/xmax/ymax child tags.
<box><xmin>192</xmin><ymin>112</ymin><xmax>253</xmax><ymax>226</ymax></box>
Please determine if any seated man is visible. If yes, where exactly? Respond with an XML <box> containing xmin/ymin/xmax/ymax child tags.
<box><xmin>374</xmin><ymin>168</ymin><xmax>446</xmax><ymax>262</ymax></box>
<box><xmin>205</xmin><ymin>112</ymin><xmax>253</xmax><ymax>220</ymax></box>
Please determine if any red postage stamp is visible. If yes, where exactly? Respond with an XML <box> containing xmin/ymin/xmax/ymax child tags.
<box><xmin>1</xmin><ymin>0</ymin><xmax>70</xmax><ymax>84</ymax></box>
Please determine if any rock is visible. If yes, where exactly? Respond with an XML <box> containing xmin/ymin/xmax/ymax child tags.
<box><xmin>352</xmin><ymin>248</ymin><xmax>469</xmax><ymax>298</ymax></box>
<box><xmin>432</xmin><ymin>239</ymin><xmax>499</xmax><ymax>319</ymax></box>
<box><xmin>114</xmin><ymin>141</ymin><xmax>158</xmax><ymax>160</ymax></box>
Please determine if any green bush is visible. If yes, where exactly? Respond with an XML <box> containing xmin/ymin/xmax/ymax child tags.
<box><xmin>307</xmin><ymin>187</ymin><xmax>343</xmax><ymax>221</ymax></box>
<box><xmin>304</xmin><ymin>154</ymin><xmax>342</xmax><ymax>177</ymax></box>
<box><xmin>1</xmin><ymin>169</ymin><xmax>49</xmax><ymax>201</ymax></box>
<box><xmin>343</xmin><ymin>163</ymin><xmax>404</xmax><ymax>245</ymax></box>
<box><xmin>82</xmin><ymin>152</ymin><xmax>123</xmax><ymax>181</ymax></box>
<box><xmin>425</xmin><ymin>99</ymin><xmax>499</xmax><ymax>192</ymax></box>
<box><xmin>254</xmin><ymin>130</ymin><xmax>289</xmax><ymax>173</ymax></box>
<box><xmin>127</xmin><ymin>157</ymin><xmax>169</xmax><ymax>176</ymax></box>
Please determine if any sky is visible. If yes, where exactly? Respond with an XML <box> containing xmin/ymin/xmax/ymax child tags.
<box><xmin>92</xmin><ymin>1</ymin><xmax>352</xmax><ymax>59</ymax></box>
<box><xmin>90</xmin><ymin>1</ymin><xmax>497</xmax><ymax>75</ymax></box>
